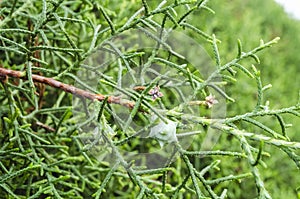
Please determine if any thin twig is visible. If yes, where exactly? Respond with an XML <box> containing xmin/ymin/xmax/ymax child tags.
<box><xmin>0</xmin><ymin>67</ymin><xmax>136</xmax><ymax>109</ymax></box>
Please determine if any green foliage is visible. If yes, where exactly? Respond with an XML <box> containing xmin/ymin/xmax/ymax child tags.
<box><xmin>0</xmin><ymin>0</ymin><xmax>299</xmax><ymax>198</ymax></box>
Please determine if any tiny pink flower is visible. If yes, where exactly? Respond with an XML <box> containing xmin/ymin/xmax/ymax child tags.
<box><xmin>205</xmin><ymin>94</ymin><xmax>218</xmax><ymax>108</ymax></box>
<box><xmin>149</xmin><ymin>86</ymin><xmax>163</xmax><ymax>100</ymax></box>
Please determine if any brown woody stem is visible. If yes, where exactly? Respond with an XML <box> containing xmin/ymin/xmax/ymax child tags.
<box><xmin>0</xmin><ymin>67</ymin><xmax>135</xmax><ymax>109</ymax></box>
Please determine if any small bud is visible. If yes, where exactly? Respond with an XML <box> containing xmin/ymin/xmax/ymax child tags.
<box><xmin>133</xmin><ymin>86</ymin><xmax>146</xmax><ymax>91</ymax></box>
<box><xmin>205</xmin><ymin>94</ymin><xmax>218</xmax><ymax>108</ymax></box>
